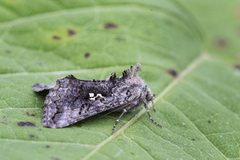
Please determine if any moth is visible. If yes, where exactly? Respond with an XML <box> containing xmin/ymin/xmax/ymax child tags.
<box><xmin>33</xmin><ymin>63</ymin><xmax>162</xmax><ymax>134</ymax></box>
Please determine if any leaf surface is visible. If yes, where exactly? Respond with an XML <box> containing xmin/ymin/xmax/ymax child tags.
<box><xmin>0</xmin><ymin>0</ymin><xmax>239</xmax><ymax>160</ymax></box>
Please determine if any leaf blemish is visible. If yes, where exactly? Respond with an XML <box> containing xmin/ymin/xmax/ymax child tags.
<box><xmin>115</xmin><ymin>36</ymin><xmax>125</xmax><ymax>41</ymax></box>
<box><xmin>104</xmin><ymin>23</ymin><xmax>118</xmax><ymax>29</ymax></box>
<box><xmin>26</xmin><ymin>112</ymin><xmax>37</xmax><ymax>117</ymax></box>
<box><xmin>17</xmin><ymin>121</ymin><xmax>36</xmax><ymax>127</ymax></box>
<box><xmin>215</xmin><ymin>37</ymin><xmax>228</xmax><ymax>48</ymax></box>
<box><xmin>36</xmin><ymin>62</ymin><xmax>44</xmax><ymax>66</ymax></box>
<box><xmin>167</xmin><ymin>69</ymin><xmax>178</xmax><ymax>77</ymax></box>
<box><xmin>1</xmin><ymin>116</ymin><xmax>7</xmax><ymax>124</ymax></box>
<box><xmin>208</xmin><ymin>120</ymin><xmax>211</xmax><ymax>123</ymax></box>
<box><xmin>51</xmin><ymin>157</ymin><xmax>60</xmax><ymax>160</ymax></box>
<box><xmin>29</xmin><ymin>134</ymin><xmax>35</xmax><ymax>138</ymax></box>
<box><xmin>5</xmin><ymin>50</ymin><xmax>11</xmax><ymax>54</ymax></box>
<box><xmin>84</xmin><ymin>52</ymin><xmax>90</xmax><ymax>58</ymax></box>
<box><xmin>68</xmin><ymin>29</ymin><xmax>76</xmax><ymax>36</ymax></box>
<box><xmin>234</xmin><ymin>64</ymin><xmax>240</xmax><ymax>70</ymax></box>
<box><xmin>52</xmin><ymin>35</ymin><xmax>61</xmax><ymax>40</ymax></box>
<box><xmin>236</xmin><ymin>7</ymin><xmax>240</xmax><ymax>18</ymax></box>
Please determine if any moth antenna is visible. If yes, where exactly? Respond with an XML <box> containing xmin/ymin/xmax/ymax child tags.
<box><xmin>144</xmin><ymin>100</ymin><xmax>162</xmax><ymax>128</ymax></box>
<box><xmin>112</xmin><ymin>109</ymin><xmax>127</xmax><ymax>135</ymax></box>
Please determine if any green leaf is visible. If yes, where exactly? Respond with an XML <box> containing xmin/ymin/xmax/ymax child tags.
<box><xmin>0</xmin><ymin>0</ymin><xmax>239</xmax><ymax>159</ymax></box>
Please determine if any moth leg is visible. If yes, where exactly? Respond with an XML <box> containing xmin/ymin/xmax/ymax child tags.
<box><xmin>112</xmin><ymin>109</ymin><xmax>127</xmax><ymax>135</ymax></box>
<box><xmin>144</xmin><ymin>100</ymin><xmax>162</xmax><ymax>128</ymax></box>
<box><xmin>152</xmin><ymin>100</ymin><xmax>156</xmax><ymax>112</ymax></box>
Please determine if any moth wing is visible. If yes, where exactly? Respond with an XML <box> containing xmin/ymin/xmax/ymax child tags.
<box><xmin>41</xmin><ymin>76</ymin><xmax>118</xmax><ymax>128</ymax></box>
<box><xmin>40</xmin><ymin>63</ymin><xmax>146</xmax><ymax>128</ymax></box>
<box><xmin>32</xmin><ymin>83</ymin><xmax>54</xmax><ymax>92</ymax></box>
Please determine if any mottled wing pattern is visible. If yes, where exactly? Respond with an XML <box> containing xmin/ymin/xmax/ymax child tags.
<box><xmin>34</xmin><ymin>63</ymin><xmax>152</xmax><ymax>128</ymax></box>
<box><xmin>32</xmin><ymin>83</ymin><xmax>54</xmax><ymax>92</ymax></box>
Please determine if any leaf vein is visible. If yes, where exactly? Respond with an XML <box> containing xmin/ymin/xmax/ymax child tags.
<box><xmin>163</xmin><ymin>99</ymin><xmax>227</xmax><ymax>159</ymax></box>
<box><xmin>122</xmin><ymin>132</ymin><xmax>155</xmax><ymax>160</ymax></box>
<box><xmin>81</xmin><ymin>53</ymin><xmax>210</xmax><ymax>159</ymax></box>
<box><xmin>185</xmin><ymin>81</ymin><xmax>240</xmax><ymax>120</ymax></box>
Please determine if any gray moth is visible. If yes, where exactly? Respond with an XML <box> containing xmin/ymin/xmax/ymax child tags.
<box><xmin>33</xmin><ymin>63</ymin><xmax>162</xmax><ymax>134</ymax></box>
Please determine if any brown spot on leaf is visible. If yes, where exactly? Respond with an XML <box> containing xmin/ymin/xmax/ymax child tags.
<box><xmin>26</xmin><ymin>112</ymin><xmax>37</xmax><ymax>117</ymax></box>
<box><xmin>5</xmin><ymin>50</ymin><xmax>11</xmax><ymax>54</ymax></box>
<box><xmin>1</xmin><ymin>116</ymin><xmax>7</xmax><ymax>124</ymax></box>
<box><xmin>144</xmin><ymin>30</ymin><xmax>152</xmax><ymax>36</ymax></box>
<box><xmin>0</xmin><ymin>121</ymin><xmax>7</xmax><ymax>124</ymax></box>
<box><xmin>51</xmin><ymin>157</ymin><xmax>60</xmax><ymax>160</ymax></box>
<box><xmin>104</xmin><ymin>23</ymin><xmax>117</xmax><ymax>29</ymax></box>
<box><xmin>236</xmin><ymin>54</ymin><xmax>240</xmax><ymax>60</ymax></box>
<box><xmin>84</xmin><ymin>52</ymin><xmax>90</xmax><ymax>58</ymax></box>
<box><xmin>131</xmin><ymin>152</ymin><xmax>135</xmax><ymax>155</ymax></box>
<box><xmin>236</xmin><ymin>7</ymin><xmax>240</xmax><ymax>18</ymax></box>
<box><xmin>234</xmin><ymin>64</ymin><xmax>240</xmax><ymax>70</ymax></box>
<box><xmin>215</xmin><ymin>38</ymin><xmax>228</xmax><ymax>48</ymax></box>
<box><xmin>192</xmin><ymin>138</ymin><xmax>196</xmax><ymax>141</ymax></box>
<box><xmin>17</xmin><ymin>121</ymin><xmax>36</xmax><ymax>127</ymax></box>
<box><xmin>167</xmin><ymin>69</ymin><xmax>178</xmax><ymax>77</ymax></box>
<box><xmin>36</xmin><ymin>62</ymin><xmax>44</xmax><ymax>66</ymax></box>
<box><xmin>208</xmin><ymin>120</ymin><xmax>211</xmax><ymax>124</ymax></box>
<box><xmin>29</xmin><ymin>134</ymin><xmax>35</xmax><ymax>138</ymax></box>
<box><xmin>68</xmin><ymin>29</ymin><xmax>76</xmax><ymax>36</ymax></box>
<box><xmin>115</xmin><ymin>36</ymin><xmax>125</xmax><ymax>41</ymax></box>
<box><xmin>45</xmin><ymin>145</ymin><xmax>50</xmax><ymax>148</ymax></box>
<box><xmin>52</xmin><ymin>35</ymin><xmax>61</xmax><ymax>40</ymax></box>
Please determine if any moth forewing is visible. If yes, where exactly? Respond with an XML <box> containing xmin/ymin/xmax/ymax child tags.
<box><xmin>33</xmin><ymin>63</ymin><xmax>162</xmax><ymax>134</ymax></box>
